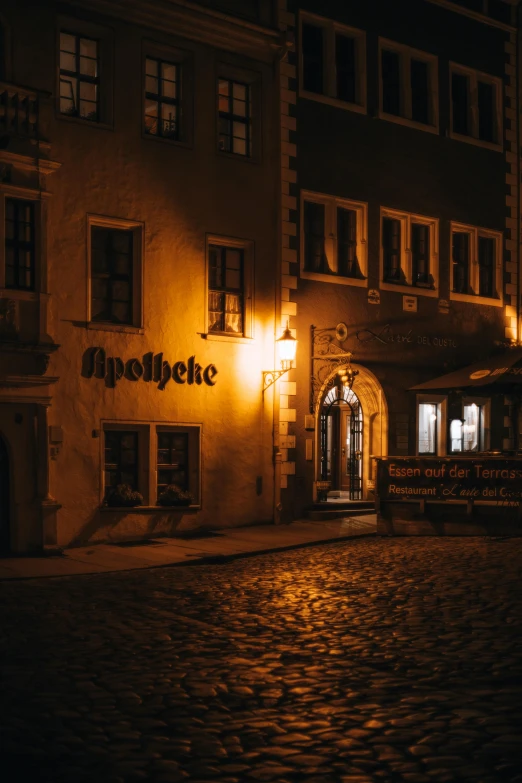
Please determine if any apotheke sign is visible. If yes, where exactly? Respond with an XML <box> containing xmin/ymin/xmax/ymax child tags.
<box><xmin>83</xmin><ymin>348</ymin><xmax>218</xmax><ymax>389</ymax></box>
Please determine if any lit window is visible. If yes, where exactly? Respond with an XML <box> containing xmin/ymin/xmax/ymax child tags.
<box><xmin>301</xmin><ymin>191</ymin><xmax>367</xmax><ymax>284</ymax></box>
<box><xmin>381</xmin><ymin>208</ymin><xmax>438</xmax><ymax>293</ymax></box>
<box><xmin>59</xmin><ymin>32</ymin><xmax>99</xmax><ymax>121</ymax></box>
<box><xmin>379</xmin><ymin>40</ymin><xmax>438</xmax><ymax>130</ymax></box>
<box><xmin>451</xmin><ymin>404</ymin><xmax>484</xmax><ymax>453</ymax></box>
<box><xmin>450</xmin><ymin>64</ymin><xmax>501</xmax><ymax>148</ymax></box>
<box><xmin>145</xmin><ymin>57</ymin><xmax>180</xmax><ymax>140</ymax></box>
<box><xmin>450</xmin><ymin>223</ymin><xmax>502</xmax><ymax>304</ymax></box>
<box><xmin>301</xmin><ymin>14</ymin><xmax>365</xmax><ymax>110</ymax></box>
<box><xmin>218</xmin><ymin>79</ymin><xmax>250</xmax><ymax>156</ymax></box>
<box><xmin>104</xmin><ymin>430</ymin><xmax>139</xmax><ymax>497</ymax></box>
<box><xmin>418</xmin><ymin>403</ymin><xmax>438</xmax><ymax>455</ymax></box>
<box><xmin>208</xmin><ymin>244</ymin><xmax>244</xmax><ymax>334</ymax></box>
<box><xmin>5</xmin><ymin>199</ymin><xmax>35</xmax><ymax>291</ymax></box>
<box><xmin>157</xmin><ymin>431</ymin><xmax>188</xmax><ymax>496</ymax></box>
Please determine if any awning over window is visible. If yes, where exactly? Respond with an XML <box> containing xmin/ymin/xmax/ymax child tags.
<box><xmin>410</xmin><ymin>349</ymin><xmax>522</xmax><ymax>392</ymax></box>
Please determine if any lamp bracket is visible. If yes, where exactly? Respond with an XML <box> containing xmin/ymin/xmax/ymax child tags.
<box><xmin>263</xmin><ymin>368</ymin><xmax>289</xmax><ymax>392</ymax></box>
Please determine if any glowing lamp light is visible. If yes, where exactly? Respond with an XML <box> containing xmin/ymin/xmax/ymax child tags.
<box><xmin>277</xmin><ymin>323</ymin><xmax>297</xmax><ymax>371</ymax></box>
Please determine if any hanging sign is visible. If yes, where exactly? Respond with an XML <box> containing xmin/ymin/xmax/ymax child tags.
<box><xmin>83</xmin><ymin>348</ymin><xmax>218</xmax><ymax>390</ymax></box>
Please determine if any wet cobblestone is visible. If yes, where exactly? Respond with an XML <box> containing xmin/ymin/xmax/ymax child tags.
<box><xmin>1</xmin><ymin>537</ymin><xmax>522</xmax><ymax>782</ymax></box>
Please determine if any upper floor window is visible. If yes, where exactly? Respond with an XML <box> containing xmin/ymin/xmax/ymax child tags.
<box><xmin>59</xmin><ymin>32</ymin><xmax>99</xmax><ymax>121</ymax></box>
<box><xmin>301</xmin><ymin>191</ymin><xmax>367</xmax><ymax>287</ymax></box>
<box><xmin>450</xmin><ymin>64</ymin><xmax>502</xmax><ymax>149</ymax></box>
<box><xmin>300</xmin><ymin>13</ymin><xmax>366</xmax><ymax>112</ymax></box>
<box><xmin>89</xmin><ymin>216</ymin><xmax>143</xmax><ymax>329</ymax></box>
<box><xmin>5</xmin><ymin>199</ymin><xmax>35</xmax><ymax>291</ymax></box>
<box><xmin>450</xmin><ymin>222</ymin><xmax>502</xmax><ymax>305</ymax></box>
<box><xmin>218</xmin><ymin>79</ymin><xmax>250</xmax><ymax>156</ymax></box>
<box><xmin>380</xmin><ymin>208</ymin><xmax>438</xmax><ymax>295</ymax></box>
<box><xmin>379</xmin><ymin>40</ymin><xmax>438</xmax><ymax>131</ymax></box>
<box><xmin>145</xmin><ymin>57</ymin><xmax>180</xmax><ymax>140</ymax></box>
<box><xmin>208</xmin><ymin>244</ymin><xmax>244</xmax><ymax>334</ymax></box>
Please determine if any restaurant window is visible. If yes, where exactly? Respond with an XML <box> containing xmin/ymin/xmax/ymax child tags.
<box><xmin>450</xmin><ymin>222</ymin><xmax>502</xmax><ymax>305</ymax></box>
<box><xmin>59</xmin><ymin>32</ymin><xmax>99</xmax><ymax>121</ymax></box>
<box><xmin>301</xmin><ymin>191</ymin><xmax>367</xmax><ymax>286</ymax></box>
<box><xmin>300</xmin><ymin>13</ymin><xmax>366</xmax><ymax>111</ymax></box>
<box><xmin>451</xmin><ymin>403</ymin><xmax>486</xmax><ymax>453</ymax></box>
<box><xmin>5</xmin><ymin>198</ymin><xmax>35</xmax><ymax>291</ymax></box>
<box><xmin>218</xmin><ymin>78</ymin><xmax>251</xmax><ymax>156</ymax></box>
<box><xmin>145</xmin><ymin>57</ymin><xmax>180</xmax><ymax>140</ymax></box>
<box><xmin>379</xmin><ymin>39</ymin><xmax>438</xmax><ymax>131</ymax></box>
<box><xmin>418</xmin><ymin>403</ymin><xmax>438</xmax><ymax>455</ymax></box>
<box><xmin>450</xmin><ymin>64</ymin><xmax>502</xmax><ymax>149</ymax></box>
<box><xmin>104</xmin><ymin>430</ymin><xmax>139</xmax><ymax>498</ymax></box>
<box><xmin>381</xmin><ymin>208</ymin><xmax>438</xmax><ymax>294</ymax></box>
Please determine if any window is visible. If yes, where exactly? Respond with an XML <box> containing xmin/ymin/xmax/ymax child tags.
<box><xmin>301</xmin><ymin>191</ymin><xmax>367</xmax><ymax>286</ymax></box>
<box><xmin>450</xmin><ymin>222</ymin><xmax>502</xmax><ymax>305</ymax></box>
<box><xmin>300</xmin><ymin>13</ymin><xmax>366</xmax><ymax>111</ymax></box>
<box><xmin>418</xmin><ymin>403</ymin><xmax>438</xmax><ymax>455</ymax></box>
<box><xmin>450</xmin><ymin>64</ymin><xmax>502</xmax><ymax>149</ymax></box>
<box><xmin>89</xmin><ymin>217</ymin><xmax>143</xmax><ymax>329</ymax></box>
<box><xmin>451</xmin><ymin>402</ymin><xmax>488</xmax><ymax>453</ymax></box>
<box><xmin>380</xmin><ymin>208</ymin><xmax>438</xmax><ymax>295</ymax></box>
<box><xmin>104</xmin><ymin>430</ymin><xmax>139</xmax><ymax>497</ymax></box>
<box><xmin>218</xmin><ymin>79</ymin><xmax>250</xmax><ymax>156</ymax></box>
<box><xmin>5</xmin><ymin>199</ymin><xmax>35</xmax><ymax>291</ymax></box>
<box><xmin>59</xmin><ymin>32</ymin><xmax>99</xmax><ymax>121</ymax></box>
<box><xmin>379</xmin><ymin>40</ymin><xmax>438</xmax><ymax>131</ymax></box>
<box><xmin>208</xmin><ymin>244</ymin><xmax>244</xmax><ymax>334</ymax></box>
<box><xmin>157</xmin><ymin>431</ymin><xmax>188</xmax><ymax>496</ymax></box>
<box><xmin>145</xmin><ymin>57</ymin><xmax>180</xmax><ymax>140</ymax></box>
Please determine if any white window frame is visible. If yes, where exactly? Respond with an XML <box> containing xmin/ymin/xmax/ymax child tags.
<box><xmin>300</xmin><ymin>190</ymin><xmax>368</xmax><ymax>287</ymax></box>
<box><xmin>416</xmin><ymin>395</ymin><xmax>447</xmax><ymax>456</ymax></box>
<box><xmin>449</xmin><ymin>62</ymin><xmax>503</xmax><ymax>152</ymax></box>
<box><xmin>380</xmin><ymin>207</ymin><xmax>439</xmax><ymax>297</ymax></box>
<box><xmin>203</xmin><ymin>233</ymin><xmax>255</xmax><ymax>342</ymax></box>
<box><xmin>86</xmin><ymin>214</ymin><xmax>144</xmax><ymax>333</ymax></box>
<box><xmin>299</xmin><ymin>11</ymin><xmax>367</xmax><ymax>115</ymax></box>
<box><xmin>378</xmin><ymin>38</ymin><xmax>439</xmax><ymax>134</ymax></box>
<box><xmin>449</xmin><ymin>398</ymin><xmax>491</xmax><ymax>454</ymax></box>
<box><xmin>449</xmin><ymin>221</ymin><xmax>503</xmax><ymax>307</ymax></box>
<box><xmin>100</xmin><ymin>421</ymin><xmax>202</xmax><ymax>508</ymax></box>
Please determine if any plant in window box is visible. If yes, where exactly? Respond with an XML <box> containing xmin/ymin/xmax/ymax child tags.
<box><xmin>158</xmin><ymin>484</ymin><xmax>194</xmax><ymax>507</ymax></box>
<box><xmin>105</xmin><ymin>484</ymin><xmax>144</xmax><ymax>508</ymax></box>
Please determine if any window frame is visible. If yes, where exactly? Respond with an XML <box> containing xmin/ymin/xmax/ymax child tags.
<box><xmin>0</xmin><ymin>192</ymin><xmax>42</xmax><ymax>300</ymax></box>
<box><xmin>156</xmin><ymin>425</ymin><xmax>201</xmax><ymax>505</ymax></box>
<box><xmin>300</xmin><ymin>190</ymin><xmax>368</xmax><ymax>287</ymax></box>
<box><xmin>204</xmin><ymin>234</ymin><xmax>254</xmax><ymax>341</ymax></box>
<box><xmin>56</xmin><ymin>17</ymin><xmax>113</xmax><ymax>129</ymax></box>
<box><xmin>59</xmin><ymin>31</ymin><xmax>100</xmax><ymax>123</ymax></box>
<box><xmin>416</xmin><ymin>395</ymin><xmax>447</xmax><ymax>456</ymax></box>
<box><xmin>4</xmin><ymin>197</ymin><xmax>36</xmax><ymax>292</ymax></box>
<box><xmin>449</xmin><ymin>62</ymin><xmax>503</xmax><ymax>151</ymax></box>
<box><xmin>299</xmin><ymin>11</ymin><xmax>367</xmax><ymax>115</ymax></box>
<box><xmin>142</xmin><ymin>40</ymin><xmax>193</xmax><ymax>147</ymax></box>
<box><xmin>378</xmin><ymin>38</ymin><xmax>439</xmax><ymax>134</ymax></box>
<box><xmin>380</xmin><ymin>207</ymin><xmax>439</xmax><ymax>296</ymax></box>
<box><xmin>449</xmin><ymin>221</ymin><xmax>503</xmax><ymax>307</ymax></box>
<box><xmin>449</xmin><ymin>397</ymin><xmax>490</xmax><ymax>454</ymax></box>
<box><xmin>87</xmin><ymin>215</ymin><xmax>144</xmax><ymax>333</ymax></box>
<box><xmin>102</xmin><ymin>423</ymin><xmax>150</xmax><ymax>505</ymax></box>
<box><xmin>216</xmin><ymin>61</ymin><xmax>261</xmax><ymax>163</ymax></box>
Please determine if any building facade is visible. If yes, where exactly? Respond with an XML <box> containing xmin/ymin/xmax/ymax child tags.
<box><xmin>0</xmin><ymin>0</ymin><xmax>283</xmax><ymax>552</ymax></box>
<box><xmin>275</xmin><ymin>0</ymin><xmax>522</xmax><ymax>519</ymax></box>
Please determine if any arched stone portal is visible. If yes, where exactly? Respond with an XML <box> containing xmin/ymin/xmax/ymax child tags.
<box><xmin>315</xmin><ymin>363</ymin><xmax>388</xmax><ymax>501</ymax></box>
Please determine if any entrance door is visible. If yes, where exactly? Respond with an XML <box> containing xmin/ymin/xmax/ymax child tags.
<box><xmin>340</xmin><ymin>409</ymin><xmax>363</xmax><ymax>498</ymax></box>
<box><xmin>320</xmin><ymin>385</ymin><xmax>363</xmax><ymax>500</ymax></box>
<box><xmin>0</xmin><ymin>437</ymin><xmax>10</xmax><ymax>552</ymax></box>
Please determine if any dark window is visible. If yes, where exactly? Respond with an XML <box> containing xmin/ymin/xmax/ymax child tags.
<box><xmin>478</xmin><ymin>236</ymin><xmax>496</xmax><ymax>297</ymax></box>
<box><xmin>411</xmin><ymin>223</ymin><xmax>431</xmax><ymax>286</ymax></box>
<box><xmin>104</xmin><ymin>431</ymin><xmax>138</xmax><ymax>495</ymax></box>
<box><xmin>304</xmin><ymin>201</ymin><xmax>327</xmax><ymax>273</ymax></box>
<box><xmin>452</xmin><ymin>231</ymin><xmax>470</xmax><ymax>293</ymax></box>
<box><xmin>218</xmin><ymin>79</ymin><xmax>250</xmax><ymax>156</ymax></box>
<box><xmin>59</xmin><ymin>32</ymin><xmax>99</xmax><ymax>121</ymax></box>
<box><xmin>381</xmin><ymin>49</ymin><xmax>401</xmax><ymax>116</ymax></box>
<box><xmin>208</xmin><ymin>245</ymin><xmax>244</xmax><ymax>334</ymax></box>
<box><xmin>477</xmin><ymin>80</ymin><xmax>495</xmax><ymax>143</ymax></box>
<box><xmin>452</xmin><ymin>72</ymin><xmax>470</xmax><ymax>136</ymax></box>
<box><xmin>5</xmin><ymin>199</ymin><xmax>35</xmax><ymax>291</ymax></box>
<box><xmin>145</xmin><ymin>57</ymin><xmax>180</xmax><ymax>140</ymax></box>
<box><xmin>157</xmin><ymin>431</ymin><xmax>188</xmax><ymax>497</ymax></box>
<box><xmin>382</xmin><ymin>217</ymin><xmax>402</xmax><ymax>282</ymax></box>
<box><xmin>91</xmin><ymin>227</ymin><xmax>134</xmax><ymax>325</ymax></box>
<box><xmin>336</xmin><ymin>34</ymin><xmax>356</xmax><ymax>103</ymax></box>
<box><xmin>410</xmin><ymin>58</ymin><xmax>429</xmax><ymax>124</ymax></box>
<box><xmin>302</xmin><ymin>23</ymin><xmax>324</xmax><ymax>94</ymax></box>
<box><xmin>337</xmin><ymin>208</ymin><xmax>362</xmax><ymax>278</ymax></box>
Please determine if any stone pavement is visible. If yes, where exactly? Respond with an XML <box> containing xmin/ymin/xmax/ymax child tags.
<box><xmin>1</xmin><ymin>536</ymin><xmax>522</xmax><ymax>783</ymax></box>
<box><xmin>0</xmin><ymin>515</ymin><xmax>376</xmax><ymax>580</ymax></box>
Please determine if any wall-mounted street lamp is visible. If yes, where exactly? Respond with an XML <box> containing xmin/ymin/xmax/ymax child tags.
<box><xmin>263</xmin><ymin>322</ymin><xmax>297</xmax><ymax>391</ymax></box>
<box><xmin>337</xmin><ymin>360</ymin><xmax>359</xmax><ymax>390</ymax></box>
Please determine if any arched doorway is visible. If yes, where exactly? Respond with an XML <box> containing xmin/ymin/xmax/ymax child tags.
<box><xmin>315</xmin><ymin>363</ymin><xmax>388</xmax><ymax>501</ymax></box>
<box><xmin>0</xmin><ymin>436</ymin><xmax>10</xmax><ymax>552</ymax></box>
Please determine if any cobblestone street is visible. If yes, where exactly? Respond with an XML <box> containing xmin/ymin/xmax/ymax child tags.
<box><xmin>1</xmin><ymin>537</ymin><xmax>522</xmax><ymax>783</ymax></box>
